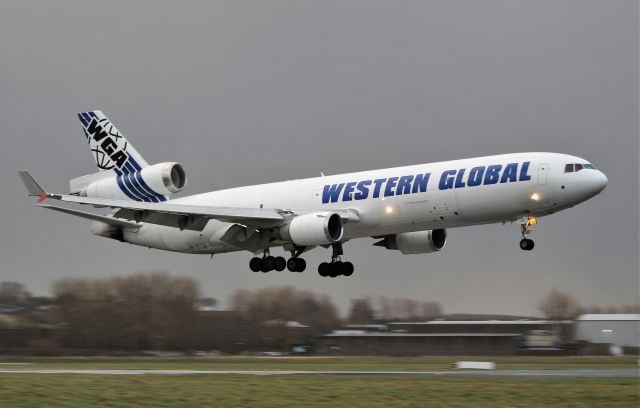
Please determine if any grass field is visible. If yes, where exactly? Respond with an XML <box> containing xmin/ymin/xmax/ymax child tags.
<box><xmin>0</xmin><ymin>374</ymin><xmax>637</xmax><ymax>407</ymax></box>
<box><xmin>0</xmin><ymin>355</ymin><xmax>637</xmax><ymax>371</ymax></box>
<box><xmin>0</xmin><ymin>356</ymin><xmax>637</xmax><ymax>407</ymax></box>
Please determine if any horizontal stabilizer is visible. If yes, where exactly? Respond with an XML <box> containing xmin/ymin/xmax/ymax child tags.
<box><xmin>18</xmin><ymin>171</ymin><xmax>46</xmax><ymax>197</ymax></box>
<box><xmin>36</xmin><ymin>204</ymin><xmax>141</xmax><ymax>229</ymax></box>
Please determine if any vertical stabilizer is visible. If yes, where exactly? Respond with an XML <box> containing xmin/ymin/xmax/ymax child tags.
<box><xmin>76</xmin><ymin>111</ymin><xmax>167</xmax><ymax>202</ymax></box>
<box><xmin>77</xmin><ymin>111</ymin><xmax>149</xmax><ymax>172</ymax></box>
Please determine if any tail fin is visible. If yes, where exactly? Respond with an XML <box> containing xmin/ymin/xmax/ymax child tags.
<box><xmin>77</xmin><ymin>111</ymin><xmax>148</xmax><ymax>174</ymax></box>
<box><xmin>76</xmin><ymin>111</ymin><xmax>168</xmax><ymax>203</ymax></box>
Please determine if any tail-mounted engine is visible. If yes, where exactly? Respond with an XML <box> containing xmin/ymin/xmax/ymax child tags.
<box><xmin>374</xmin><ymin>229</ymin><xmax>447</xmax><ymax>254</ymax></box>
<box><xmin>70</xmin><ymin>162</ymin><xmax>187</xmax><ymax>201</ymax></box>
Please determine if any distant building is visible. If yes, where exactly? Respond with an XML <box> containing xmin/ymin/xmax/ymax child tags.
<box><xmin>387</xmin><ymin>320</ymin><xmax>557</xmax><ymax>335</ymax></box>
<box><xmin>574</xmin><ymin>314</ymin><xmax>640</xmax><ymax>351</ymax></box>
<box><xmin>318</xmin><ymin>319</ymin><xmax>566</xmax><ymax>356</ymax></box>
<box><xmin>320</xmin><ymin>331</ymin><xmax>521</xmax><ymax>356</ymax></box>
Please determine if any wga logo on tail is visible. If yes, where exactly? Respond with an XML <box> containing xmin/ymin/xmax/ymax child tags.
<box><xmin>86</xmin><ymin>119</ymin><xmax>129</xmax><ymax>170</ymax></box>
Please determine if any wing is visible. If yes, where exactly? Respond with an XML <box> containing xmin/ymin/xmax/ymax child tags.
<box><xmin>19</xmin><ymin>171</ymin><xmax>359</xmax><ymax>232</ymax></box>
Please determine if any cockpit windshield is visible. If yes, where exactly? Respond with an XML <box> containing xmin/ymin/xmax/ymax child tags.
<box><xmin>564</xmin><ymin>163</ymin><xmax>595</xmax><ymax>173</ymax></box>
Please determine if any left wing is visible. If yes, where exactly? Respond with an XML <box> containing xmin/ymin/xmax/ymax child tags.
<box><xmin>19</xmin><ymin>171</ymin><xmax>358</xmax><ymax>232</ymax></box>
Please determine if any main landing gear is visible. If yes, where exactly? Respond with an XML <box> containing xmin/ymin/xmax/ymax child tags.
<box><xmin>519</xmin><ymin>216</ymin><xmax>536</xmax><ymax>251</ymax></box>
<box><xmin>318</xmin><ymin>243</ymin><xmax>354</xmax><ymax>278</ymax></box>
<box><xmin>249</xmin><ymin>250</ymin><xmax>306</xmax><ymax>273</ymax></box>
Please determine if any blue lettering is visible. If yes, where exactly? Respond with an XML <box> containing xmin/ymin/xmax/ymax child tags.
<box><xmin>412</xmin><ymin>173</ymin><xmax>431</xmax><ymax>193</ymax></box>
<box><xmin>454</xmin><ymin>169</ymin><xmax>466</xmax><ymax>188</ymax></box>
<box><xmin>354</xmin><ymin>180</ymin><xmax>371</xmax><ymax>200</ymax></box>
<box><xmin>500</xmin><ymin>163</ymin><xmax>518</xmax><ymax>183</ymax></box>
<box><xmin>384</xmin><ymin>177</ymin><xmax>398</xmax><ymax>197</ymax></box>
<box><xmin>484</xmin><ymin>165</ymin><xmax>502</xmax><ymax>185</ymax></box>
<box><xmin>439</xmin><ymin>170</ymin><xmax>456</xmax><ymax>190</ymax></box>
<box><xmin>342</xmin><ymin>182</ymin><xmax>357</xmax><ymax>201</ymax></box>
<box><xmin>322</xmin><ymin>183</ymin><xmax>345</xmax><ymax>204</ymax></box>
<box><xmin>396</xmin><ymin>175</ymin><xmax>414</xmax><ymax>195</ymax></box>
<box><xmin>519</xmin><ymin>161</ymin><xmax>532</xmax><ymax>181</ymax></box>
<box><xmin>372</xmin><ymin>178</ymin><xmax>386</xmax><ymax>198</ymax></box>
<box><xmin>467</xmin><ymin>166</ymin><xmax>485</xmax><ymax>187</ymax></box>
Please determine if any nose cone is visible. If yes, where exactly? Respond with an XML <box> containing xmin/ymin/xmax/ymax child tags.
<box><xmin>592</xmin><ymin>170</ymin><xmax>608</xmax><ymax>194</ymax></box>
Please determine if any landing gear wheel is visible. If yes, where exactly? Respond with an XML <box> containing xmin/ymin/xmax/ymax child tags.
<box><xmin>287</xmin><ymin>258</ymin><xmax>306</xmax><ymax>272</ymax></box>
<box><xmin>249</xmin><ymin>257</ymin><xmax>262</xmax><ymax>272</ymax></box>
<box><xmin>262</xmin><ymin>256</ymin><xmax>275</xmax><ymax>272</ymax></box>
<box><xmin>519</xmin><ymin>238</ymin><xmax>535</xmax><ymax>251</ymax></box>
<box><xmin>274</xmin><ymin>256</ymin><xmax>286</xmax><ymax>272</ymax></box>
<box><xmin>318</xmin><ymin>262</ymin><xmax>330</xmax><ymax>277</ymax></box>
<box><xmin>342</xmin><ymin>262</ymin><xmax>354</xmax><ymax>277</ymax></box>
<box><xmin>329</xmin><ymin>261</ymin><xmax>343</xmax><ymax>278</ymax></box>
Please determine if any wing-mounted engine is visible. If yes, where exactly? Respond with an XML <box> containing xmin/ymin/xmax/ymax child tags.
<box><xmin>69</xmin><ymin>162</ymin><xmax>187</xmax><ymax>202</ymax></box>
<box><xmin>374</xmin><ymin>229</ymin><xmax>447</xmax><ymax>254</ymax></box>
<box><xmin>279</xmin><ymin>212</ymin><xmax>343</xmax><ymax>246</ymax></box>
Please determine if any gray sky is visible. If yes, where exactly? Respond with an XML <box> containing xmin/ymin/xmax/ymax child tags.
<box><xmin>0</xmin><ymin>0</ymin><xmax>637</xmax><ymax>316</ymax></box>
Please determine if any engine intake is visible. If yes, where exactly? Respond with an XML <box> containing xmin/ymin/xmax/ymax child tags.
<box><xmin>280</xmin><ymin>212</ymin><xmax>343</xmax><ymax>246</ymax></box>
<box><xmin>375</xmin><ymin>229</ymin><xmax>447</xmax><ymax>254</ymax></box>
<box><xmin>140</xmin><ymin>162</ymin><xmax>188</xmax><ymax>194</ymax></box>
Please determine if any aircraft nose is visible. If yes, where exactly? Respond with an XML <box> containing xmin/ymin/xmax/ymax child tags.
<box><xmin>592</xmin><ymin>170</ymin><xmax>608</xmax><ymax>194</ymax></box>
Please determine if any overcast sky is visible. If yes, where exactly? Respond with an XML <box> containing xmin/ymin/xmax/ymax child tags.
<box><xmin>0</xmin><ymin>0</ymin><xmax>637</xmax><ymax>316</ymax></box>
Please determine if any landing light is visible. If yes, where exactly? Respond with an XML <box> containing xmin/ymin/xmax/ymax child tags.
<box><xmin>385</xmin><ymin>205</ymin><xmax>394</xmax><ymax>214</ymax></box>
<box><xmin>530</xmin><ymin>192</ymin><xmax>541</xmax><ymax>201</ymax></box>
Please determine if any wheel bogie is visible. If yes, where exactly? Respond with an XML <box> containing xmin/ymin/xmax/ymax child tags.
<box><xmin>317</xmin><ymin>260</ymin><xmax>354</xmax><ymax>278</ymax></box>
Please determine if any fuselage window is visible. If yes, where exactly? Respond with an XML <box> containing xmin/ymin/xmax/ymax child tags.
<box><xmin>564</xmin><ymin>164</ymin><xmax>574</xmax><ymax>173</ymax></box>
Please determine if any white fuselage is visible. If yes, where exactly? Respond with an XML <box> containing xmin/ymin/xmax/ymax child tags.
<box><xmin>123</xmin><ymin>152</ymin><xmax>607</xmax><ymax>254</ymax></box>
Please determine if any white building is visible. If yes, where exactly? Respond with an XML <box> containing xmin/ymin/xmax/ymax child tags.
<box><xmin>575</xmin><ymin>314</ymin><xmax>639</xmax><ymax>348</ymax></box>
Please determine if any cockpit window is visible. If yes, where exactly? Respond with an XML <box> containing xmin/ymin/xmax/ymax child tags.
<box><xmin>565</xmin><ymin>163</ymin><xmax>595</xmax><ymax>173</ymax></box>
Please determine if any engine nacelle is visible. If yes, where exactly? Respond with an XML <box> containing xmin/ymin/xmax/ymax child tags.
<box><xmin>137</xmin><ymin>162</ymin><xmax>188</xmax><ymax>195</ymax></box>
<box><xmin>280</xmin><ymin>212</ymin><xmax>343</xmax><ymax>246</ymax></box>
<box><xmin>376</xmin><ymin>229</ymin><xmax>447</xmax><ymax>254</ymax></box>
<box><xmin>76</xmin><ymin>162</ymin><xmax>187</xmax><ymax>200</ymax></box>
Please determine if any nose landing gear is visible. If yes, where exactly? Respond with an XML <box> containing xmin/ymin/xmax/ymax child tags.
<box><xmin>519</xmin><ymin>216</ymin><xmax>537</xmax><ymax>251</ymax></box>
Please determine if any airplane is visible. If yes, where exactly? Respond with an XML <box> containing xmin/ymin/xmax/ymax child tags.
<box><xmin>19</xmin><ymin>111</ymin><xmax>608</xmax><ymax>278</ymax></box>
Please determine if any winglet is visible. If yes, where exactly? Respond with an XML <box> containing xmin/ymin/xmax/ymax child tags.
<box><xmin>18</xmin><ymin>171</ymin><xmax>46</xmax><ymax>197</ymax></box>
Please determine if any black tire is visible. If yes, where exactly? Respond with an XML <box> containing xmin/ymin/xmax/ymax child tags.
<box><xmin>519</xmin><ymin>239</ymin><xmax>535</xmax><ymax>251</ymax></box>
<box><xmin>318</xmin><ymin>262</ymin><xmax>330</xmax><ymax>277</ymax></box>
<box><xmin>262</xmin><ymin>256</ymin><xmax>275</xmax><ymax>272</ymax></box>
<box><xmin>249</xmin><ymin>257</ymin><xmax>262</xmax><ymax>272</ymax></box>
<box><xmin>519</xmin><ymin>239</ymin><xmax>529</xmax><ymax>251</ymax></box>
<box><xmin>274</xmin><ymin>256</ymin><xmax>286</xmax><ymax>272</ymax></box>
<box><xmin>526</xmin><ymin>239</ymin><xmax>535</xmax><ymax>251</ymax></box>
<box><xmin>287</xmin><ymin>258</ymin><xmax>298</xmax><ymax>272</ymax></box>
<box><xmin>330</xmin><ymin>261</ymin><xmax>343</xmax><ymax>277</ymax></box>
<box><xmin>296</xmin><ymin>258</ymin><xmax>306</xmax><ymax>273</ymax></box>
<box><xmin>342</xmin><ymin>262</ymin><xmax>354</xmax><ymax>277</ymax></box>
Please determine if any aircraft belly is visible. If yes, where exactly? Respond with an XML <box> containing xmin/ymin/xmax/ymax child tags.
<box><xmin>123</xmin><ymin>222</ymin><xmax>239</xmax><ymax>254</ymax></box>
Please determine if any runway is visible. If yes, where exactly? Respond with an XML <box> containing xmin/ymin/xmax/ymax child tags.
<box><xmin>0</xmin><ymin>369</ymin><xmax>637</xmax><ymax>378</ymax></box>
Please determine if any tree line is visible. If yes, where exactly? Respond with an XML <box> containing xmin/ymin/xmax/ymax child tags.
<box><xmin>0</xmin><ymin>275</ymin><xmax>637</xmax><ymax>353</ymax></box>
